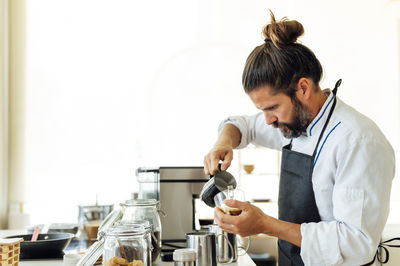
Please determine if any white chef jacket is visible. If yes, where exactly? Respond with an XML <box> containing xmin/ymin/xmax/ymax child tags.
<box><xmin>219</xmin><ymin>90</ymin><xmax>395</xmax><ymax>265</ymax></box>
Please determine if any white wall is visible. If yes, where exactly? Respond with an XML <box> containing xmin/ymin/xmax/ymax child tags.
<box><xmin>5</xmin><ymin>0</ymin><xmax>400</xmax><ymax>226</ymax></box>
<box><xmin>0</xmin><ymin>0</ymin><xmax>10</xmax><ymax>229</ymax></box>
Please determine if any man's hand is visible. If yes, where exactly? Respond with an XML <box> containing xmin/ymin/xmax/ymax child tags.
<box><xmin>214</xmin><ymin>200</ymin><xmax>269</xmax><ymax>237</ymax></box>
<box><xmin>203</xmin><ymin>144</ymin><xmax>233</xmax><ymax>175</ymax></box>
<box><xmin>203</xmin><ymin>124</ymin><xmax>241</xmax><ymax>175</ymax></box>
<box><xmin>214</xmin><ymin>200</ymin><xmax>302</xmax><ymax>247</ymax></box>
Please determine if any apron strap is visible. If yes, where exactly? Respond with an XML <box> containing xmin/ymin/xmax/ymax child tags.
<box><xmin>332</xmin><ymin>79</ymin><xmax>341</xmax><ymax>95</ymax></box>
<box><xmin>312</xmin><ymin>79</ymin><xmax>342</xmax><ymax>158</ymax></box>
<box><xmin>284</xmin><ymin>139</ymin><xmax>293</xmax><ymax>150</ymax></box>
<box><xmin>362</xmin><ymin>237</ymin><xmax>400</xmax><ymax>265</ymax></box>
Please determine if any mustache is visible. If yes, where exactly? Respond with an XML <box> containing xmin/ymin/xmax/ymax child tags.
<box><xmin>272</xmin><ymin>122</ymin><xmax>292</xmax><ymax>129</ymax></box>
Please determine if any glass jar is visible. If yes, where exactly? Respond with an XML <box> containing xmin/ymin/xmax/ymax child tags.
<box><xmin>120</xmin><ymin>199</ymin><xmax>162</xmax><ymax>264</ymax></box>
<box><xmin>103</xmin><ymin>224</ymin><xmax>149</xmax><ymax>266</ymax></box>
<box><xmin>117</xmin><ymin>220</ymin><xmax>152</xmax><ymax>265</ymax></box>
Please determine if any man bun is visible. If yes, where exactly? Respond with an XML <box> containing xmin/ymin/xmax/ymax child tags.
<box><xmin>242</xmin><ymin>10</ymin><xmax>322</xmax><ymax>95</ymax></box>
<box><xmin>263</xmin><ymin>10</ymin><xmax>304</xmax><ymax>47</ymax></box>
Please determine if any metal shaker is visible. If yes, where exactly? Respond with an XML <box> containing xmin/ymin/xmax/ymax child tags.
<box><xmin>173</xmin><ymin>248</ymin><xmax>197</xmax><ymax>266</ymax></box>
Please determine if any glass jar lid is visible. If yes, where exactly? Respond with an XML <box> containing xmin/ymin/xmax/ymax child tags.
<box><xmin>105</xmin><ymin>224</ymin><xmax>146</xmax><ymax>237</ymax></box>
<box><xmin>121</xmin><ymin>199</ymin><xmax>158</xmax><ymax>207</ymax></box>
<box><xmin>116</xmin><ymin>220</ymin><xmax>151</xmax><ymax>230</ymax></box>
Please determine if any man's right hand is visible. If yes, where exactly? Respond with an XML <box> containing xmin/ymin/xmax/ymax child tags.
<box><xmin>203</xmin><ymin>124</ymin><xmax>241</xmax><ymax>175</ymax></box>
<box><xmin>203</xmin><ymin>144</ymin><xmax>233</xmax><ymax>175</ymax></box>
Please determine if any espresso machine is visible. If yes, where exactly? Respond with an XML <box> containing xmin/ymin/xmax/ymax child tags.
<box><xmin>136</xmin><ymin>166</ymin><xmax>210</xmax><ymax>248</ymax></box>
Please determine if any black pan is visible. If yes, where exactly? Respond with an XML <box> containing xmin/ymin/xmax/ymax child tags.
<box><xmin>6</xmin><ymin>233</ymin><xmax>74</xmax><ymax>259</ymax></box>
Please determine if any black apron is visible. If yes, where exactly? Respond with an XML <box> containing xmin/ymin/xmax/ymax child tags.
<box><xmin>277</xmin><ymin>79</ymin><xmax>341</xmax><ymax>266</ymax></box>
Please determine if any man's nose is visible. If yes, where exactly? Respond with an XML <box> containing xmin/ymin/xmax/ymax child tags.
<box><xmin>264</xmin><ymin>112</ymin><xmax>277</xmax><ymax>125</ymax></box>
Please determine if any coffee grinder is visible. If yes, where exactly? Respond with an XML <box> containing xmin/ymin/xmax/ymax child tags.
<box><xmin>136</xmin><ymin>166</ymin><xmax>210</xmax><ymax>253</ymax></box>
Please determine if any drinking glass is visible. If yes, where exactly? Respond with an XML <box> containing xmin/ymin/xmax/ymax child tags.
<box><xmin>213</xmin><ymin>186</ymin><xmax>245</xmax><ymax>216</ymax></box>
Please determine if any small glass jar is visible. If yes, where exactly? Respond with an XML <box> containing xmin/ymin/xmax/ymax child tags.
<box><xmin>103</xmin><ymin>224</ymin><xmax>149</xmax><ymax>266</ymax></box>
<box><xmin>120</xmin><ymin>199</ymin><xmax>162</xmax><ymax>264</ymax></box>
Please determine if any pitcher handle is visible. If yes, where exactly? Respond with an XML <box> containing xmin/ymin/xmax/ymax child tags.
<box><xmin>216</xmin><ymin>233</ymin><xmax>235</xmax><ymax>264</ymax></box>
<box><xmin>238</xmin><ymin>236</ymin><xmax>251</xmax><ymax>256</ymax></box>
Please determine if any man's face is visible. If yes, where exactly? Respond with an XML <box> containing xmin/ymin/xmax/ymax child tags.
<box><xmin>248</xmin><ymin>86</ymin><xmax>313</xmax><ymax>138</ymax></box>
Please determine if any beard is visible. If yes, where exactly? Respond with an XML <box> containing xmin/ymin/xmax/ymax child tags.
<box><xmin>272</xmin><ymin>96</ymin><xmax>313</xmax><ymax>139</ymax></box>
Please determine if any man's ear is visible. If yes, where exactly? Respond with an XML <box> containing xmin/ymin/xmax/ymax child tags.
<box><xmin>296</xmin><ymin>77</ymin><xmax>313</xmax><ymax>101</ymax></box>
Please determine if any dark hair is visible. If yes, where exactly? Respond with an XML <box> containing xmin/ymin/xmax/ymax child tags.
<box><xmin>242</xmin><ymin>11</ymin><xmax>323</xmax><ymax>98</ymax></box>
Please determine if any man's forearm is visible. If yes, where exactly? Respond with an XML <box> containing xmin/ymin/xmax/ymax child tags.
<box><xmin>217</xmin><ymin>124</ymin><xmax>242</xmax><ymax>149</ymax></box>
<box><xmin>263</xmin><ymin>216</ymin><xmax>302</xmax><ymax>247</ymax></box>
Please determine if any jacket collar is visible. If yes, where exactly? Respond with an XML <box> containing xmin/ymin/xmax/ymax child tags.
<box><xmin>306</xmin><ymin>89</ymin><xmax>334</xmax><ymax>137</ymax></box>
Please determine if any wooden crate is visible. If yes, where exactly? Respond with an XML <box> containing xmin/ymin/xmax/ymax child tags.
<box><xmin>0</xmin><ymin>238</ymin><xmax>23</xmax><ymax>266</ymax></box>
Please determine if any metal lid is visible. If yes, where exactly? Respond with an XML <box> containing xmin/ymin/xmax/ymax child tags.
<box><xmin>173</xmin><ymin>248</ymin><xmax>197</xmax><ymax>262</ymax></box>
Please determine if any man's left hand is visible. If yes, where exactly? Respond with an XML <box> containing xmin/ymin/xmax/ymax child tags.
<box><xmin>214</xmin><ymin>200</ymin><xmax>271</xmax><ymax>237</ymax></box>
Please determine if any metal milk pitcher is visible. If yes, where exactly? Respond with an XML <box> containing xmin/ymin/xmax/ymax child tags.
<box><xmin>208</xmin><ymin>224</ymin><xmax>238</xmax><ymax>262</ymax></box>
<box><xmin>200</xmin><ymin>165</ymin><xmax>237</xmax><ymax>208</ymax></box>
<box><xmin>208</xmin><ymin>224</ymin><xmax>251</xmax><ymax>263</ymax></box>
<box><xmin>186</xmin><ymin>231</ymin><xmax>233</xmax><ymax>266</ymax></box>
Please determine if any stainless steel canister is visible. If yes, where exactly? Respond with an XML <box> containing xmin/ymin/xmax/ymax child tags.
<box><xmin>186</xmin><ymin>232</ymin><xmax>217</xmax><ymax>266</ymax></box>
<box><xmin>173</xmin><ymin>248</ymin><xmax>197</xmax><ymax>266</ymax></box>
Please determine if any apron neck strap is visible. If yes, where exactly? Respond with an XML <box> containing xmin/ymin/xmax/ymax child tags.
<box><xmin>311</xmin><ymin>79</ymin><xmax>342</xmax><ymax>158</ymax></box>
<box><xmin>332</xmin><ymin>79</ymin><xmax>341</xmax><ymax>95</ymax></box>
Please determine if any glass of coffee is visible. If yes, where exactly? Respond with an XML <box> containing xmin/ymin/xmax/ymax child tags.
<box><xmin>213</xmin><ymin>186</ymin><xmax>245</xmax><ymax>216</ymax></box>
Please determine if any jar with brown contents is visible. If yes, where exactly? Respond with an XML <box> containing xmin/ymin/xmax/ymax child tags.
<box><xmin>120</xmin><ymin>199</ymin><xmax>162</xmax><ymax>264</ymax></box>
<box><xmin>115</xmin><ymin>220</ymin><xmax>153</xmax><ymax>265</ymax></box>
<box><xmin>105</xmin><ymin>256</ymin><xmax>144</xmax><ymax>266</ymax></box>
<box><xmin>103</xmin><ymin>224</ymin><xmax>149</xmax><ymax>266</ymax></box>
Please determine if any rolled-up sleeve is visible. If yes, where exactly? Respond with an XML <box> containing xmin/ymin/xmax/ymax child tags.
<box><xmin>218</xmin><ymin>113</ymin><xmax>284</xmax><ymax>150</ymax></box>
<box><xmin>300</xmin><ymin>137</ymin><xmax>395</xmax><ymax>265</ymax></box>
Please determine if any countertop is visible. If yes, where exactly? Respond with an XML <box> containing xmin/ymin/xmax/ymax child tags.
<box><xmin>3</xmin><ymin>223</ymin><xmax>400</xmax><ymax>265</ymax></box>
<box><xmin>16</xmin><ymin>255</ymin><xmax>255</xmax><ymax>265</ymax></box>
<box><xmin>0</xmin><ymin>229</ymin><xmax>256</xmax><ymax>266</ymax></box>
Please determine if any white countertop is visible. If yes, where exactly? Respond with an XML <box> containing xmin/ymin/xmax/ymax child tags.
<box><xmin>154</xmin><ymin>255</ymin><xmax>256</xmax><ymax>266</ymax></box>
<box><xmin>0</xmin><ymin>229</ymin><xmax>255</xmax><ymax>266</ymax></box>
<box><xmin>15</xmin><ymin>254</ymin><xmax>255</xmax><ymax>266</ymax></box>
<box><xmin>4</xmin><ymin>223</ymin><xmax>399</xmax><ymax>266</ymax></box>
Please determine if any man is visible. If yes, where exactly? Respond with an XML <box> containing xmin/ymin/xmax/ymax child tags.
<box><xmin>203</xmin><ymin>12</ymin><xmax>395</xmax><ymax>265</ymax></box>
